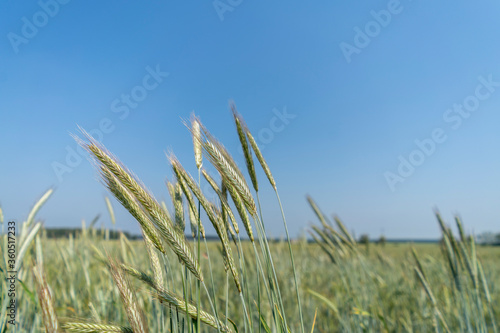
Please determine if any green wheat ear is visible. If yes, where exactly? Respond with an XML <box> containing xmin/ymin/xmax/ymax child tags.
<box><xmin>74</xmin><ymin>129</ymin><xmax>203</xmax><ymax>282</ymax></box>
<box><xmin>230</xmin><ymin>101</ymin><xmax>258</xmax><ymax>192</ymax></box>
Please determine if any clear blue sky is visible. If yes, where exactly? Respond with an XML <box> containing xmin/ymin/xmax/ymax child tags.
<box><xmin>1</xmin><ymin>1</ymin><xmax>500</xmax><ymax>239</ymax></box>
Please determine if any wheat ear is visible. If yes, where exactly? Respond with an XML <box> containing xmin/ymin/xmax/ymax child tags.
<box><xmin>101</xmin><ymin>167</ymin><xmax>165</xmax><ymax>254</ymax></box>
<box><xmin>33</xmin><ymin>254</ymin><xmax>59</xmax><ymax>332</ymax></box>
<box><xmin>75</xmin><ymin>131</ymin><xmax>202</xmax><ymax>281</ymax></box>
<box><xmin>167</xmin><ymin>181</ymin><xmax>186</xmax><ymax>233</ymax></box>
<box><xmin>191</xmin><ymin>118</ymin><xmax>256</xmax><ymax>215</ymax></box>
<box><xmin>170</xmin><ymin>157</ymin><xmax>205</xmax><ymax>238</ymax></box>
<box><xmin>202</xmin><ymin>139</ymin><xmax>256</xmax><ymax>216</ymax></box>
<box><xmin>108</xmin><ymin>259</ymin><xmax>148</xmax><ymax>333</ymax></box>
<box><xmin>191</xmin><ymin>113</ymin><xmax>203</xmax><ymax>169</ymax></box>
<box><xmin>61</xmin><ymin>322</ymin><xmax>133</xmax><ymax>333</ymax></box>
<box><xmin>245</xmin><ymin>129</ymin><xmax>276</xmax><ymax>190</ymax></box>
<box><xmin>224</xmin><ymin>178</ymin><xmax>254</xmax><ymax>242</ymax></box>
<box><xmin>170</xmin><ymin>155</ymin><xmax>241</xmax><ymax>292</ymax></box>
<box><xmin>230</xmin><ymin>101</ymin><xmax>258</xmax><ymax>192</ymax></box>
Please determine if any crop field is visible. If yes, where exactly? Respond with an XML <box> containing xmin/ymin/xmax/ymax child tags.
<box><xmin>1</xmin><ymin>109</ymin><xmax>499</xmax><ymax>332</ymax></box>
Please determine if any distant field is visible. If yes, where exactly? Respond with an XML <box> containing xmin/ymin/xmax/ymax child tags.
<box><xmin>10</xmin><ymin>233</ymin><xmax>500</xmax><ymax>332</ymax></box>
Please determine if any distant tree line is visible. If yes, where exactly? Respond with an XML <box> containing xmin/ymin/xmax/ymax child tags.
<box><xmin>43</xmin><ymin>228</ymin><xmax>142</xmax><ymax>240</ymax></box>
<box><xmin>476</xmin><ymin>232</ymin><xmax>500</xmax><ymax>246</ymax></box>
<box><xmin>41</xmin><ymin>228</ymin><xmax>246</xmax><ymax>242</ymax></box>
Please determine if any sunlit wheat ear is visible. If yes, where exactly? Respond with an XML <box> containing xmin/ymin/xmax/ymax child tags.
<box><xmin>194</xmin><ymin>116</ymin><xmax>246</xmax><ymax>182</ymax></box>
<box><xmin>167</xmin><ymin>181</ymin><xmax>186</xmax><ymax>233</ymax></box>
<box><xmin>75</xmin><ymin>131</ymin><xmax>203</xmax><ymax>281</ymax></box>
<box><xmin>102</xmin><ymin>167</ymin><xmax>165</xmax><ymax>254</ymax></box>
<box><xmin>170</xmin><ymin>155</ymin><xmax>241</xmax><ymax>291</ymax></box>
<box><xmin>245</xmin><ymin>128</ymin><xmax>277</xmax><ymax>190</ymax></box>
<box><xmin>61</xmin><ymin>322</ymin><xmax>133</xmax><ymax>333</ymax></box>
<box><xmin>189</xmin><ymin>117</ymin><xmax>257</xmax><ymax>215</ymax></box>
<box><xmin>203</xmin><ymin>139</ymin><xmax>257</xmax><ymax>216</ymax></box>
<box><xmin>103</xmin><ymin>173</ymin><xmax>172</xmax><ymax>285</ymax></box>
<box><xmin>202</xmin><ymin>168</ymin><xmax>239</xmax><ymax>234</ymax></box>
<box><xmin>191</xmin><ymin>113</ymin><xmax>203</xmax><ymax>169</ymax></box>
<box><xmin>33</xmin><ymin>261</ymin><xmax>59</xmax><ymax>332</ymax></box>
<box><xmin>169</xmin><ymin>154</ymin><xmax>205</xmax><ymax>238</ymax></box>
<box><xmin>108</xmin><ymin>258</ymin><xmax>148</xmax><ymax>333</ymax></box>
<box><xmin>230</xmin><ymin>101</ymin><xmax>258</xmax><ymax>192</ymax></box>
<box><xmin>223</xmin><ymin>178</ymin><xmax>254</xmax><ymax>242</ymax></box>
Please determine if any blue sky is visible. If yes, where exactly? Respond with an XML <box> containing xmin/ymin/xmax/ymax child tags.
<box><xmin>1</xmin><ymin>1</ymin><xmax>500</xmax><ymax>239</ymax></box>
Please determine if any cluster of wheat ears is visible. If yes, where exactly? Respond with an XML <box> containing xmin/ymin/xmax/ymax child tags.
<box><xmin>33</xmin><ymin>103</ymin><xmax>306</xmax><ymax>333</ymax></box>
<box><xmin>4</xmin><ymin>103</ymin><xmax>499</xmax><ymax>332</ymax></box>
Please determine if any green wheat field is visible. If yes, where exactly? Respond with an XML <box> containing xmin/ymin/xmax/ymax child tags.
<box><xmin>1</xmin><ymin>106</ymin><xmax>499</xmax><ymax>332</ymax></box>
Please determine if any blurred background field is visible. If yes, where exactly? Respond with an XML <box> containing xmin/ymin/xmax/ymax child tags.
<box><xmin>6</xmin><ymin>224</ymin><xmax>500</xmax><ymax>332</ymax></box>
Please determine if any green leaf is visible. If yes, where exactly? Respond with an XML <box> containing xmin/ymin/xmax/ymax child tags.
<box><xmin>17</xmin><ymin>277</ymin><xmax>36</xmax><ymax>304</ymax></box>
<box><xmin>307</xmin><ymin>288</ymin><xmax>339</xmax><ymax>317</ymax></box>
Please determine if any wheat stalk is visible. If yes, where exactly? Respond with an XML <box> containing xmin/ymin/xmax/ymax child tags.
<box><xmin>202</xmin><ymin>169</ymin><xmax>239</xmax><ymax>234</ymax></box>
<box><xmin>105</xmin><ymin>196</ymin><xmax>116</xmax><ymax>226</ymax></box>
<box><xmin>120</xmin><ymin>262</ymin><xmax>234</xmax><ymax>332</ymax></box>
